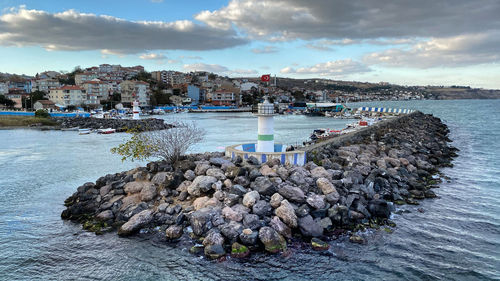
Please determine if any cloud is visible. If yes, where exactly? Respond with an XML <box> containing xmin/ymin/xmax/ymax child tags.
<box><xmin>178</xmin><ymin>55</ymin><xmax>202</xmax><ymax>60</ymax></box>
<box><xmin>0</xmin><ymin>6</ymin><xmax>247</xmax><ymax>54</ymax></box>
<box><xmin>196</xmin><ymin>0</ymin><xmax>500</xmax><ymax>40</ymax></box>
<box><xmin>280</xmin><ymin>59</ymin><xmax>371</xmax><ymax>76</ymax></box>
<box><xmin>364</xmin><ymin>31</ymin><xmax>500</xmax><ymax>68</ymax></box>
<box><xmin>183</xmin><ymin>63</ymin><xmax>229</xmax><ymax>73</ymax></box>
<box><xmin>251</xmin><ymin>46</ymin><xmax>278</xmax><ymax>54</ymax></box>
<box><xmin>139</xmin><ymin>53</ymin><xmax>166</xmax><ymax>60</ymax></box>
<box><xmin>183</xmin><ymin>63</ymin><xmax>257</xmax><ymax>76</ymax></box>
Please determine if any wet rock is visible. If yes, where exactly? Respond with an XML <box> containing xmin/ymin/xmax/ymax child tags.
<box><xmin>298</xmin><ymin>215</ymin><xmax>323</xmax><ymax>237</ymax></box>
<box><xmin>349</xmin><ymin>234</ymin><xmax>365</xmax><ymax>244</ymax></box>
<box><xmin>203</xmin><ymin>229</ymin><xmax>225</xmax><ymax>247</ymax></box>
<box><xmin>311</xmin><ymin>238</ymin><xmax>329</xmax><ymax>251</ymax></box>
<box><xmin>231</xmin><ymin>242</ymin><xmax>250</xmax><ymax>258</ymax></box>
<box><xmin>187</xmin><ymin>176</ymin><xmax>218</xmax><ymax>197</ymax></box>
<box><xmin>219</xmin><ymin>221</ymin><xmax>243</xmax><ymax>242</ymax></box>
<box><xmin>96</xmin><ymin>210</ymin><xmax>114</xmax><ymax>221</ymax></box>
<box><xmin>367</xmin><ymin>199</ymin><xmax>392</xmax><ymax>218</ymax></box>
<box><xmin>239</xmin><ymin>228</ymin><xmax>258</xmax><ymax>246</ymax></box>
<box><xmin>165</xmin><ymin>225</ymin><xmax>183</xmax><ymax>240</ymax></box>
<box><xmin>320</xmin><ymin>217</ymin><xmax>332</xmax><ymax>230</ymax></box>
<box><xmin>259</xmin><ymin>227</ymin><xmax>287</xmax><ymax>253</ymax></box>
<box><xmin>270</xmin><ymin>216</ymin><xmax>292</xmax><ymax>239</ymax></box>
<box><xmin>242</xmin><ymin>191</ymin><xmax>260</xmax><ymax>208</ymax></box>
<box><xmin>275</xmin><ymin>200</ymin><xmax>298</xmax><ymax>228</ymax></box>
<box><xmin>118</xmin><ymin>209</ymin><xmax>153</xmax><ymax>236</ymax></box>
<box><xmin>190</xmin><ymin>208</ymin><xmax>216</xmax><ymax>236</ymax></box>
<box><xmin>204</xmin><ymin>244</ymin><xmax>225</xmax><ymax>259</ymax></box>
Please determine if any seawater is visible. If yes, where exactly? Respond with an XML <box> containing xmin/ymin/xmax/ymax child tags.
<box><xmin>0</xmin><ymin>100</ymin><xmax>498</xmax><ymax>280</ymax></box>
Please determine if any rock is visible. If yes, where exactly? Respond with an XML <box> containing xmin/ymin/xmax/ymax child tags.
<box><xmin>259</xmin><ymin>227</ymin><xmax>287</xmax><ymax>253</ymax></box>
<box><xmin>246</xmin><ymin>156</ymin><xmax>260</xmax><ymax>166</ymax></box>
<box><xmin>210</xmin><ymin>157</ymin><xmax>233</xmax><ymax>167</ymax></box>
<box><xmin>224</xmin><ymin>194</ymin><xmax>240</xmax><ymax>207</ymax></box>
<box><xmin>277</xmin><ymin>184</ymin><xmax>305</xmax><ymax>203</ymax></box>
<box><xmin>96</xmin><ymin>210</ymin><xmax>114</xmax><ymax>221</ymax></box>
<box><xmin>190</xmin><ymin>208</ymin><xmax>215</xmax><ymax>236</ymax></box>
<box><xmin>231</xmin><ymin>242</ymin><xmax>250</xmax><ymax>258</ymax></box>
<box><xmin>277</xmin><ymin>167</ymin><xmax>289</xmax><ymax>180</ymax></box>
<box><xmin>275</xmin><ymin>200</ymin><xmax>298</xmax><ymax>228</ymax></box>
<box><xmin>123</xmin><ymin>181</ymin><xmax>147</xmax><ymax>194</ymax></box>
<box><xmin>223</xmin><ymin>179</ymin><xmax>232</xmax><ymax>188</ymax></box>
<box><xmin>206</xmin><ymin>168</ymin><xmax>226</xmax><ymax>180</ymax></box>
<box><xmin>306</xmin><ymin>194</ymin><xmax>326</xmax><ymax>209</ymax></box>
<box><xmin>225</xmin><ymin>166</ymin><xmax>242</xmax><ymax>179</ymax></box>
<box><xmin>252</xmin><ymin>200</ymin><xmax>272</xmax><ymax>217</ymax></box>
<box><xmin>139</xmin><ymin>184</ymin><xmax>157</xmax><ymax>201</ymax></box>
<box><xmin>311</xmin><ymin>238</ymin><xmax>329</xmax><ymax>251</ymax></box>
<box><xmin>158</xmin><ymin>203</ymin><xmax>169</xmax><ymax>212</ymax></box>
<box><xmin>151</xmin><ymin>172</ymin><xmax>177</xmax><ymax>188</ymax></box>
<box><xmin>319</xmin><ymin>217</ymin><xmax>332</xmax><ymax>230</ymax></box>
<box><xmin>222</xmin><ymin>206</ymin><xmax>243</xmax><ymax>222</ymax></box>
<box><xmin>316</xmin><ymin>178</ymin><xmax>337</xmax><ymax>195</ymax></box>
<box><xmin>239</xmin><ymin>228</ymin><xmax>259</xmax><ymax>246</ymax></box>
<box><xmin>184</xmin><ymin>170</ymin><xmax>196</xmax><ymax>181</ymax></box>
<box><xmin>270</xmin><ymin>216</ymin><xmax>292</xmax><ymax>239</ymax></box>
<box><xmin>298</xmin><ymin>215</ymin><xmax>323</xmax><ymax>237</ymax></box>
<box><xmin>311</xmin><ymin>167</ymin><xmax>331</xmax><ymax>180</ymax></box>
<box><xmin>165</xmin><ymin>225</ymin><xmax>183</xmax><ymax>240</ymax></box>
<box><xmin>243</xmin><ymin>214</ymin><xmax>261</xmax><ymax>230</ymax></box>
<box><xmin>203</xmin><ymin>230</ymin><xmax>225</xmax><ymax>247</ymax></box>
<box><xmin>118</xmin><ymin>209</ymin><xmax>153</xmax><ymax>236</ymax></box>
<box><xmin>194</xmin><ymin>163</ymin><xmax>210</xmax><ymax>176</ymax></box>
<box><xmin>242</xmin><ymin>191</ymin><xmax>260</xmax><ymax>208</ymax></box>
<box><xmin>425</xmin><ymin>190</ymin><xmax>437</xmax><ymax>198</ymax></box>
<box><xmin>260</xmin><ymin>165</ymin><xmax>278</xmax><ymax>177</ymax></box>
<box><xmin>187</xmin><ymin>176</ymin><xmax>218</xmax><ymax>196</ymax></box>
<box><xmin>230</xmin><ymin>185</ymin><xmax>247</xmax><ymax>196</ymax></box>
<box><xmin>204</xmin><ymin>244</ymin><xmax>225</xmax><ymax>259</ymax></box>
<box><xmin>349</xmin><ymin>234</ymin><xmax>365</xmax><ymax>244</ymax></box>
<box><xmin>251</xmin><ymin>176</ymin><xmax>276</xmax><ymax>196</ymax></box>
<box><xmin>173</xmin><ymin>160</ymin><xmax>196</xmax><ymax>172</ymax></box>
<box><xmin>234</xmin><ymin>176</ymin><xmax>250</xmax><ymax>187</ymax></box>
<box><xmin>270</xmin><ymin>193</ymin><xmax>284</xmax><ymax>208</ymax></box>
<box><xmin>219</xmin><ymin>221</ymin><xmax>243</xmax><ymax>242</ymax></box>
<box><xmin>193</xmin><ymin>196</ymin><xmax>211</xmax><ymax>210</ymax></box>
<box><xmin>367</xmin><ymin>199</ymin><xmax>392</xmax><ymax>218</ymax></box>
<box><xmin>296</xmin><ymin>204</ymin><xmax>310</xmax><ymax>217</ymax></box>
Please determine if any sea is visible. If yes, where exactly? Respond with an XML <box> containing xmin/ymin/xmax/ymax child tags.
<box><xmin>0</xmin><ymin>99</ymin><xmax>498</xmax><ymax>281</ymax></box>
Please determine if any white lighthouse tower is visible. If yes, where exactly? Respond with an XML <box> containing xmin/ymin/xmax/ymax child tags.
<box><xmin>256</xmin><ymin>97</ymin><xmax>275</xmax><ymax>152</ymax></box>
<box><xmin>132</xmin><ymin>100</ymin><xmax>140</xmax><ymax>120</ymax></box>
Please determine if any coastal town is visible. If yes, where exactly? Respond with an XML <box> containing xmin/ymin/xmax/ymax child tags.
<box><xmin>1</xmin><ymin>64</ymin><xmax>498</xmax><ymax>113</ymax></box>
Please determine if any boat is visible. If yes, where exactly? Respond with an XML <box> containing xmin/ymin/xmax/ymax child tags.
<box><xmin>310</xmin><ymin>128</ymin><xmax>342</xmax><ymax>141</ymax></box>
<box><xmin>97</xmin><ymin>128</ymin><xmax>116</xmax><ymax>134</ymax></box>
<box><xmin>61</xmin><ymin>127</ymin><xmax>79</xmax><ymax>131</ymax></box>
<box><xmin>79</xmin><ymin>128</ymin><xmax>91</xmax><ymax>135</ymax></box>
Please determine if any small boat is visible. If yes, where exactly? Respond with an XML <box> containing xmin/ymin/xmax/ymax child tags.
<box><xmin>310</xmin><ymin>128</ymin><xmax>341</xmax><ymax>140</ymax></box>
<box><xmin>79</xmin><ymin>128</ymin><xmax>91</xmax><ymax>135</ymax></box>
<box><xmin>97</xmin><ymin>128</ymin><xmax>116</xmax><ymax>134</ymax></box>
<box><xmin>61</xmin><ymin>127</ymin><xmax>79</xmax><ymax>131</ymax></box>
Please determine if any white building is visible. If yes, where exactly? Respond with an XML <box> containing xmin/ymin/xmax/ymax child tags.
<box><xmin>81</xmin><ymin>80</ymin><xmax>111</xmax><ymax>105</ymax></box>
<box><xmin>48</xmin><ymin>85</ymin><xmax>86</xmax><ymax>106</ymax></box>
<box><xmin>119</xmin><ymin>80</ymin><xmax>150</xmax><ymax>106</ymax></box>
<box><xmin>33</xmin><ymin>79</ymin><xmax>61</xmax><ymax>93</ymax></box>
<box><xmin>75</xmin><ymin>73</ymin><xmax>99</xmax><ymax>85</ymax></box>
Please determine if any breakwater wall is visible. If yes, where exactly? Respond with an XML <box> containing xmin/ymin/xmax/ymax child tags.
<box><xmin>61</xmin><ymin>111</ymin><xmax>457</xmax><ymax>259</ymax></box>
<box><xmin>54</xmin><ymin>117</ymin><xmax>172</xmax><ymax>132</ymax></box>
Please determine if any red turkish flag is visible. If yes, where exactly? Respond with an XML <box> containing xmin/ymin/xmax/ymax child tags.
<box><xmin>261</xmin><ymin>74</ymin><xmax>271</xmax><ymax>82</ymax></box>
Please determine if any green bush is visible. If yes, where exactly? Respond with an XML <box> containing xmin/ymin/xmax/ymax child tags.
<box><xmin>34</xmin><ymin>109</ymin><xmax>50</xmax><ymax>118</ymax></box>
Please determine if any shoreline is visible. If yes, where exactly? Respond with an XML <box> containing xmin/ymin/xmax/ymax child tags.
<box><xmin>61</xmin><ymin>111</ymin><xmax>457</xmax><ymax>259</ymax></box>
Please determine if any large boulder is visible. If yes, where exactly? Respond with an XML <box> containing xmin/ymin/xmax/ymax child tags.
<box><xmin>270</xmin><ymin>216</ymin><xmax>292</xmax><ymax>239</ymax></box>
<box><xmin>251</xmin><ymin>176</ymin><xmax>276</xmax><ymax>196</ymax></box>
<box><xmin>151</xmin><ymin>172</ymin><xmax>178</xmax><ymax>188</ymax></box>
<box><xmin>275</xmin><ymin>200</ymin><xmax>298</xmax><ymax>228</ymax></box>
<box><xmin>118</xmin><ymin>209</ymin><xmax>153</xmax><ymax>236</ymax></box>
<box><xmin>242</xmin><ymin>191</ymin><xmax>260</xmax><ymax>208</ymax></box>
<box><xmin>311</xmin><ymin>167</ymin><xmax>331</xmax><ymax>180</ymax></box>
<box><xmin>252</xmin><ymin>200</ymin><xmax>273</xmax><ymax>217</ymax></box>
<box><xmin>277</xmin><ymin>184</ymin><xmax>305</xmax><ymax>203</ymax></box>
<box><xmin>190</xmin><ymin>208</ymin><xmax>216</xmax><ymax>236</ymax></box>
<box><xmin>367</xmin><ymin>199</ymin><xmax>392</xmax><ymax>218</ymax></box>
<box><xmin>165</xmin><ymin>225</ymin><xmax>183</xmax><ymax>240</ymax></box>
<box><xmin>222</xmin><ymin>206</ymin><xmax>243</xmax><ymax>222</ymax></box>
<box><xmin>140</xmin><ymin>184</ymin><xmax>157</xmax><ymax>201</ymax></box>
<box><xmin>187</xmin><ymin>176</ymin><xmax>217</xmax><ymax>196</ymax></box>
<box><xmin>203</xmin><ymin>229</ymin><xmax>225</xmax><ymax>247</ymax></box>
<box><xmin>258</xmin><ymin>227</ymin><xmax>287</xmax><ymax>253</ymax></box>
<box><xmin>298</xmin><ymin>215</ymin><xmax>323</xmax><ymax>237</ymax></box>
<box><xmin>124</xmin><ymin>181</ymin><xmax>147</xmax><ymax>194</ymax></box>
<box><xmin>206</xmin><ymin>168</ymin><xmax>226</xmax><ymax>180</ymax></box>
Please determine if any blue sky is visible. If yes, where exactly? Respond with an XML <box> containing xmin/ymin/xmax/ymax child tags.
<box><xmin>1</xmin><ymin>0</ymin><xmax>499</xmax><ymax>88</ymax></box>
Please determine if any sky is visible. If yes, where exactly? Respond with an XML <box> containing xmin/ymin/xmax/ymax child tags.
<box><xmin>1</xmin><ymin>0</ymin><xmax>499</xmax><ymax>89</ymax></box>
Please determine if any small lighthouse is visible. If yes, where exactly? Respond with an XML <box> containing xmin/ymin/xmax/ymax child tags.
<box><xmin>132</xmin><ymin>100</ymin><xmax>140</xmax><ymax>120</ymax></box>
<box><xmin>256</xmin><ymin>97</ymin><xmax>275</xmax><ymax>152</ymax></box>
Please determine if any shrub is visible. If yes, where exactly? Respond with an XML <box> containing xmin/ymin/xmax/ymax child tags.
<box><xmin>34</xmin><ymin>109</ymin><xmax>50</xmax><ymax>118</ymax></box>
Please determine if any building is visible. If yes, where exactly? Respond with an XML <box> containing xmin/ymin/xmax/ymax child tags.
<box><xmin>48</xmin><ymin>85</ymin><xmax>86</xmax><ymax>107</ymax></box>
<box><xmin>81</xmin><ymin>80</ymin><xmax>111</xmax><ymax>105</ymax></box>
<box><xmin>75</xmin><ymin>72</ymin><xmax>99</xmax><ymax>85</ymax></box>
<box><xmin>187</xmin><ymin>85</ymin><xmax>200</xmax><ymax>104</ymax></box>
<box><xmin>208</xmin><ymin>90</ymin><xmax>239</xmax><ymax>106</ymax></box>
<box><xmin>0</xmin><ymin>82</ymin><xmax>8</xmax><ymax>95</ymax></box>
<box><xmin>33</xmin><ymin>78</ymin><xmax>60</xmax><ymax>93</ymax></box>
<box><xmin>5</xmin><ymin>88</ymin><xmax>29</xmax><ymax>109</ymax></box>
<box><xmin>33</xmin><ymin>100</ymin><xmax>56</xmax><ymax>111</ymax></box>
<box><xmin>119</xmin><ymin>80</ymin><xmax>150</xmax><ymax>107</ymax></box>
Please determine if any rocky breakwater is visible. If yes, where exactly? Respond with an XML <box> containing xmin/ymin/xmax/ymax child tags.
<box><xmin>61</xmin><ymin>111</ymin><xmax>457</xmax><ymax>259</ymax></box>
<box><xmin>54</xmin><ymin>117</ymin><xmax>172</xmax><ymax>132</ymax></box>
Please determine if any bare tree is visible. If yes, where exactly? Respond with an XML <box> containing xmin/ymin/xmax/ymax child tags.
<box><xmin>111</xmin><ymin>121</ymin><xmax>205</xmax><ymax>163</ymax></box>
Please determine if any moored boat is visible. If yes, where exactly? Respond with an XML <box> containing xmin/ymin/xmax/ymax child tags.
<box><xmin>78</xmin><ymin>128</ymin><xmax>91</xmax><ymax>135</ymax></box>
